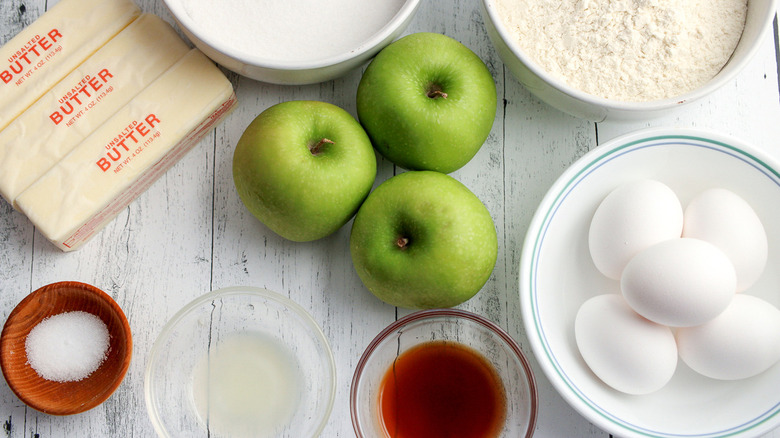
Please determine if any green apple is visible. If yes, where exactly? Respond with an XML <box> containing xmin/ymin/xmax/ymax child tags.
<box><xmin>356</xmin><ymin>32</ymin><xmax>497</xmax><ymax>174</ymax></box>
<box><xmin>233</xmin><ymin>100</ymin><xmax>377</xmax><ymax>242</ymax></box>
<box><xmin>349</xmin><ymin>171</ymin><xmax>498</xmax><ymax>308</ymax></box>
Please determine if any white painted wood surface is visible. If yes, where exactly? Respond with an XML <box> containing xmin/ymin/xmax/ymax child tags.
<box><xmin>1</xmin><ymin>0</ymin><xmax>779</xmax><ymax>437</ymax></box>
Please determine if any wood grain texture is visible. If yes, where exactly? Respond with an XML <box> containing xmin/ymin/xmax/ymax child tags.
<box><xmin>0</xmin><ymin>282</ymin><xmax>132</xmax><ymax>416</ymax></box>
<box><xmin>0</xmin><ymin>0</ymin><xmax>779</xmax><ymax>436</ymax></box>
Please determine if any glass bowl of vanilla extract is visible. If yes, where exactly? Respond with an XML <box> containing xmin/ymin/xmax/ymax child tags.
<box><xmin>351</xmin><ymin>308</ymin><xmax>538</xmax><ymax>438</ymax></box>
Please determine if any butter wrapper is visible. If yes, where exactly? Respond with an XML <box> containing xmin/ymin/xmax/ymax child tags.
<box><xmin>0</xmin><ymin>14</ymin><xmax>189</xmax><ymax>205</ymax></box>
<box><xmin>0</xmin><ymin>0</ymin><xmax>140</xmax><ymax>132</ymax></box>
<box><xmin>16</xmin><ymin>49</ymin><xmax>237</xmax><ymax>251</ymax></box>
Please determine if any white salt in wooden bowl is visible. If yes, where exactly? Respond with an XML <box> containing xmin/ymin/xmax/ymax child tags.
<box><xmin>163</xmin><ymin>0</ymin><xmax>421</xmax><ymax>84</ymax></box>
<box><xmin>0</xmin><ymin>281</ymin><xmax>132</xmax><ymax>415</ymax></box>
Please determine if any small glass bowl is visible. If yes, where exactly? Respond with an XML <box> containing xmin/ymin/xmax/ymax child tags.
<box><xmin>351</xmin><ymin>308</ymin><xmax>538</xmax><ymax>437</ymax></box>
<box><xmin>144</xmin><ymin>286</ymin><xmax>336</xmax><ymax>438</ymax></box>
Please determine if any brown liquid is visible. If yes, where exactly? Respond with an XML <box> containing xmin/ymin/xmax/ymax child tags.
<box><xmin>378</xmin><ymin>340</ymin><xmax>506</xmax><ymax>438</ymax></box>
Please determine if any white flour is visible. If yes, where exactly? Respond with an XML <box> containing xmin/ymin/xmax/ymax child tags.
<box><xmin>180</xmin><ymin>0</ymin><xmax>406</xmax><ymax>62</ymax></box>
<box><xmin>495</xmin><ymin>0</ymin><xmax>748</xmax><ymax>101</ymax></box>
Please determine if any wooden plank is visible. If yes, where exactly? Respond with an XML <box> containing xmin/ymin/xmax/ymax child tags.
<box><xmin>0</xmin><ymin>0</ymin><xmax>779</xmax><ymax>436</ymax></box>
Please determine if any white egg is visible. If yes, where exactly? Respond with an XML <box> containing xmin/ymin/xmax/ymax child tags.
<box><xmin>620</xmin><ymin>238</ymin><xmax>736</xmax><ymax>327</ymax></box>
<box><xmin>677</xmin><ymin>294</ymin><xmax>780</xmax><ymax>380</ymax></box>
<box><xmin>575</xmin><ymin>294</ymin><xmax>678</xmax><ymax>395</ymax></box>
<box><xmin>682</xmin><ymin>188</ymin><xmax>768</xmax><ymax>292</ymax></box>
<box><xmin>589</xmin><ymin>179</ymin><xmax>683</xmax><ymax>280</ymax></box>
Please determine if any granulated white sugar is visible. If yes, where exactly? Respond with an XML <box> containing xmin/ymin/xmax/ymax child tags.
<box><xmin>180</xmin><ymin>0</ymin><xmax>407</xmax><ymax>62</ymax></box>
<box><xmin>25</xmin><ymin>311</ymin><xmax>110</xmax><ymax>382</ymax></box>
<box><xmin>496</xmin><ymin>0</ymin><xmax>748</xmax><ymax>101</ymax></box>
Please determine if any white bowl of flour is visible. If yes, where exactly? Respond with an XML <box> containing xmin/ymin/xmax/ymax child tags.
<box><xmin>481</xmin><ymin>0</ymin><xmax>777</xmax><ymax>121</ymax></box>
<box><xmin>163</xmin><ymin>0</ymin><xmax>420</xmax><ymax>84</ymax></box>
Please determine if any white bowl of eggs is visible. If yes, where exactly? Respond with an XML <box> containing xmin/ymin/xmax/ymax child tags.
<box><xmin>520</xmin><ymin>128</ymin><xmax>780</xmax><ymax>438</ymax></box>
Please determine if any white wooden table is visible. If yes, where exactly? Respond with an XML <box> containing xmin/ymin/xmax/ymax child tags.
<box><xmin>1</xmin><ymin>0</ymin><xmax>780</xmax><ymax>437</ymax></box>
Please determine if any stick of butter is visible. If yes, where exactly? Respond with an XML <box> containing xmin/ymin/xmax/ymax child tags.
<box><xmin>0</xmin><ymin>14</ymin><xmax>190</xmax><ymax>206</ymax></box>
<box><xmin>16</xmin><ymin>49</ymin><xmax>237</xmax><ymax>252</ymax></box>
<box><xmin>0</xmin><ymin>0</ymin><xmax>140</xmax><ymax>132</ymax></box>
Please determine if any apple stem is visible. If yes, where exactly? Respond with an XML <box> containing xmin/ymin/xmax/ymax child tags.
<box><xmin>310</xmin><ymin>138</ymin><xmax>335</xmax><ymax>155</ymax></box>
<box><xmin>396</xmin><ymin>236</ymin><xmax>409</xmax><ymax>250</ymax></box>
<box><xmin>426</xmin><ymin>84</ymin><xmax>448</xmax><ymax>100</ymax></box>
<box><xmin>427</xmin><ymin>89</ymin><xmax>448</xmax><ymax>99</ymax></box>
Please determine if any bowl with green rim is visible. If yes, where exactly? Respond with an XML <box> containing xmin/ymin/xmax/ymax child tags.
<box><xmin>520</xmin><ymin>128</ymin><xmax>780</xmax><ymax>437</ymax></box>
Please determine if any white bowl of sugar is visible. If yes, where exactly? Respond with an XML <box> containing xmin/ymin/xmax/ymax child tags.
<box><xmin>163</xmin><ymin>0</ymin><xmax>421</xmax><ymax>84</ymax></box>
<box><xmin>481</xmin><ymin>0</ymin><xmax>778</xmax><ymax>121</ymax></box>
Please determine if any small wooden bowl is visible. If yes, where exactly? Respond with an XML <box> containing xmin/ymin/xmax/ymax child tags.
<box><xmin>0</xmin><ymin>281</ymin><xmax>132</xmax><ymax>415</ymax></box>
